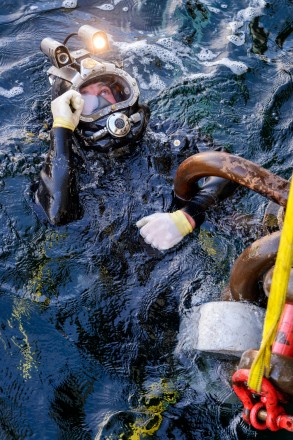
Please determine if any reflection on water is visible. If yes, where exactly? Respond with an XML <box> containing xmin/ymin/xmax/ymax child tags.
<box><xmin>0</xmin><ymin>0</ymin><xmax>292</xmax><ymax>439</ymax></box>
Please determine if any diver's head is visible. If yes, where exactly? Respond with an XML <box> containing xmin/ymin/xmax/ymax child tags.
<box><xmin>75</xmin><ymin>66</ymin><xmax>149</xmax><ymax>152</ymax></box>
<box><xmin>41</xmin><ymin>26</ymin><xmax>150</xmax><ymax>152</ymax></box>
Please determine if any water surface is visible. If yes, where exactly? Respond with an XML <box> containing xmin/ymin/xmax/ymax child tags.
<box><xmin>0</xmin><ymin>0</ymin><xmax>292</xmax><ymax>439</ymax></box>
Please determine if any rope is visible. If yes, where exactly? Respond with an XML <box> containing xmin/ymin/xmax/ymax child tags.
<box><xmin>248</xmin><ymin>175</ymin><xmax>293</xmax><ymax>392</ymax></box>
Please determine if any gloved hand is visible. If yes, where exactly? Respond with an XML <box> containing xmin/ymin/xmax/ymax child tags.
<box><xmin>52</xmin><ymin>90</ymin><xmax>84</xmax><ymax>131</ymax></box>
<box><xmin>136</xmin><ymin>210</ymin><xmax>194</xmax><ymax>250</ymax></box>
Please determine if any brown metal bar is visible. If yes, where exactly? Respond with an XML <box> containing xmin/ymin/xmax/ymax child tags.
<box><xmin>174</xmin><ymin>152</ymin><xmax>289</xmax><ymax>207</ymax></box>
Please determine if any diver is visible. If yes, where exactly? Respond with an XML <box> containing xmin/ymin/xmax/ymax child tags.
<box><xmin>35</xmin><ymin>26</ymin><xmax>150</xmax><ymax>225</ymax></box>
<box><xmin>36</xmin><ymin>25</ymin><xmax>236</xmax><ymax>237</ymax></box>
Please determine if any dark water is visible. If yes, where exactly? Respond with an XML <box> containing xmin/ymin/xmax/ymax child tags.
<box><xmin>0</xmin><ymin>0</ymin><xmax>292</xmax><ymax>439</ymax></box>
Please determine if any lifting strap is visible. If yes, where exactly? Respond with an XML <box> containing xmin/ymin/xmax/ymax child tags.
<box><xmin>248</xmin><ymin>175</ymin><xmax>293</xmax><ymax>392</ymax></box>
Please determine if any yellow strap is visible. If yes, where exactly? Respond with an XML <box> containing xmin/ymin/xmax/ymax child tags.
<box><xmin>248</xmin><ymin>175</ymin><xmax>293</xmax><ymax>392</ymax></box>
<box><xmin>169</xmin><ymin>210</ymin><xmax>193</xmax><ymax>237</ymax></box>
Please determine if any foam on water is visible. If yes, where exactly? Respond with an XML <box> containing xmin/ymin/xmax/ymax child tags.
<box><xmin>141</xmin><ymin>73</ymin><xmax>166</xmax><ymax>91</ymax></box>
<box><xmin>208</xmin><ymin>6</ymin><xmax>221</xmax><ymax>14</ymax></box>
<box><xmin>227</xmin><ymin>0</ymin><xmax>267</xmax><ymax>46</ymax></box>
<box><xmin>237</xmin><ymin>2</ymin><xmax>267</xmax><ymax>22</ymax></box>
<box><xmin>228</xmin><ymin>21</ymin><xmax>244</xmax><ymax>32</ymax></box>
<box><xmin>166</xmin><ymin>0</ymin><xmax>183</xmax><ymax>15</ymax></box>
<box><xmin>156</xmin><ymin>38</ymin><xmax>174</xmax><ymax>50</ymax></box>
<box><xmin>62</xmin><ymin>0</ymin><xmax>77</xmax><ymax>8</ymax></box>
<box><xmin>227</xmin><ymin>32</ymin><xmax>245</xmax><ymax>46</ymax></box>
<box><xmin>187</xmin><ymin>72</ymin><xmax>214</xmax><ymax>82</ymax></box>
<box><xmin>114</xmin><ymin>38</ymin><xmax>190</xmax><ymax>76</ymax></box>
<box><xmin>238</xmin><ymin>7</ymin><xmax>259</xmax><ymax>21</ymax></box>
<box><xmin>196</xmin><ymin>48</ymin><xmax>219</xmax><ymax>61</ymax></box>
<box><xmin>96</xmin><ymin>1</ymin><xmax>124</xmax><ymax>11</ymax></box>
<box><xmin>96</xmin><ymin>3</ymin><xmax>114</xmax><ymax>11</ymax></box>
<box><xmin>0</xmin><ymin>85</ymin><xmax>23</xmax><ymax>98</ymax></box>
<box><xmin>200</xmin><ymin>57</ymin><xmax>248</xmax><ymax>75</ymax></box>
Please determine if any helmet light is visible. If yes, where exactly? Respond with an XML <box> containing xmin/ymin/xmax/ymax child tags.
<box><xmin>93</xmin><ymin>34</ymin><xmax>108</xmax><ymax>51</ymax></box>
<box><xmin>78</xmin><ymin>25</ymin><xmax>110</xmax><ymax>54</ymax></box>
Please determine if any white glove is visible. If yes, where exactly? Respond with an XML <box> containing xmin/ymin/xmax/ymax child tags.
<box><xmin>136</xmin><ymin>210</ymin><xmax>193</xmax><ymax>250</ymax></box>
<box><xmin>52</xmin><ymin>90</ymin><xmax>84</xmax><ymax>131</ymax></box>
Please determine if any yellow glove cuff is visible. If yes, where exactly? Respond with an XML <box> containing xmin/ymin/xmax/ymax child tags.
<box><xmin>169</xmin><ymin>210</ymin><xmax>193</xmax><ymax>237</ymax></box>
<box><xmin>53</xmin><ymin>118</ymin><xmax>75</xmax><ymax>131</ymax></box>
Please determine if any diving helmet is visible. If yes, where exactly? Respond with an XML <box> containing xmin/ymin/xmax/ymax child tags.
<box><xmin>41</xmin><ymin>25</ymin><xmax>149</xmax><ymax>152</ymax></box>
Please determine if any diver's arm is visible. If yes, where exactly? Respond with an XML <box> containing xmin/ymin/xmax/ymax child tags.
<box><xmin>35</xmin><ymin>90</ymin><xmax>84</xmax><ymax>226</ymax></box>
<box><xmin>137</xmin><ymin>177</ymin><xmax>238</xmax><ymax>250</ymax></box>
<box><xmin>36</xmin><ymin>127</ymin><xmax>82</xmax><ymax>225</ymax></box>
<box><xmin>181</xmin><ymin>176</ymin><xmax>238</xmax><ymax>228</ymax></box>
